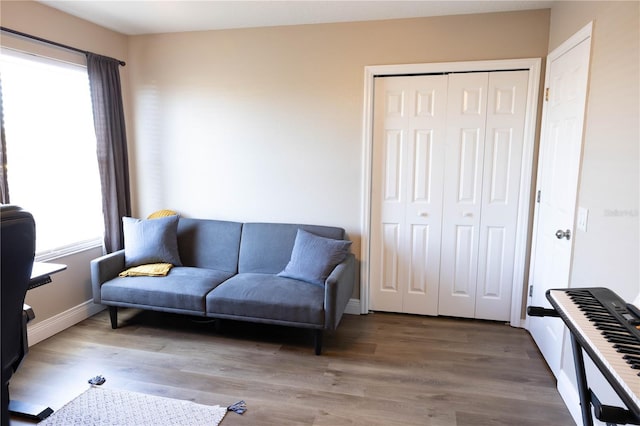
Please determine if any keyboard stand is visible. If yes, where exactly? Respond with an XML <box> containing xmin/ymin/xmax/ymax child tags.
<box><xmin>569</xmin><ymin>331</ymin><xmax>595</xmax><ymax>426</ymax></box>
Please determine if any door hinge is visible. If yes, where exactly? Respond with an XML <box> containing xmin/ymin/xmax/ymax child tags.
<box><xmin>536</xmin><ymin>190</ymin><xmax>541</xmax><ymax>203</ymax></box>
<box><xmin>545</xmin><ymin>87</ymin><xmax>550</xmax><ymax>102</ymax></box>
<box><xmin>529</xmin><ymin>285</ymin><xmax>533</xmax><ymax>297</ymax></box>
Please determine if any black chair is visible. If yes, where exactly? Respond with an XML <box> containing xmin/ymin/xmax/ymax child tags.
<box><xmin>1</xmin><ymin>205</ymin><xmax>36</xmax><ymax>426</ymax></box>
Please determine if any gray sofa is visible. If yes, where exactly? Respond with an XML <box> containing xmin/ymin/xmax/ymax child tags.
<box><xmin>90</xmin><ymin>218</ymin><xmax>355</xmax><ymax>354</ymax></box>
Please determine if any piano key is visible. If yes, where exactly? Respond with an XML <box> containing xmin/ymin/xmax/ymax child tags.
<box><xmin>614</xmin><ymin>344</ymin><xmax>640</xmax><ymax>356</ymax></box>
<box><xmin>597</xmin><ymin>324</ymin><xmax>630</xmax><ymax>333</ymax></box>
<box><xmin>603</xmin><ymin>333</ymin><xmax>639</xmax><ymax>345</ymax></box>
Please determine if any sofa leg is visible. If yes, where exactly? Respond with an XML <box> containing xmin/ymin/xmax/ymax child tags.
<box><xmin>314</xmin><ymin>330</ymin><xmax>322</xmax><ymax>356</ymax></box>
<box><xmin>109</xmin><ymin>306</ymin><xmax>118</xmax><ymax>329</ymax></box>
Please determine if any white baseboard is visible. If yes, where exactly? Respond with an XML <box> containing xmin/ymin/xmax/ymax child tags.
<box><xmin>557</xmin><ymin>369</ymin><xmax>582</xmax><ymax>426</ymax></box>
<box><xmin>27</xmin><ymin>300</ymin><xmax>105</xmax><ymax>346</ymax></box>
<box><xmin>344</xmin><ymin>298</ymin><xmax>361</xmax><ymax>315</ymax></box>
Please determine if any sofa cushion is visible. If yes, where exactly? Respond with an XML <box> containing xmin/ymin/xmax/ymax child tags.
<box><xmin>177</xmin><ymin>218</ymin><xmax>242</xmax><ymax>272</ymax></box>
<box><xmin>238</xmin><ymin>223</ymin><xmax>345</xmax><ymax>274</ymax></box>
<box><xmin>122</xmin><ymin>215</ymin><xmax>182</xmax><ymax>268</ymax></box>
<box><xmin>102</xmin><ymin>267</ymin><xmax>233</xmax><ymax>312</ymax></box>
<box><xmin>278</xmin><ymin>229</ymin><xmax>352</xmax><ymax>286</ymax></box>
<box><xmin>206</xmin><ymin>273</ymin><xmax>325</xmax><ymax>326</ymax></box>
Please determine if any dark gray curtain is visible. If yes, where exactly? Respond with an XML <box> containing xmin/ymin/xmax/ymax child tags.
<box><xmin>86</xmin><ymin>53</ymin><xmax>131</xmax><ymax>253</ymax></box>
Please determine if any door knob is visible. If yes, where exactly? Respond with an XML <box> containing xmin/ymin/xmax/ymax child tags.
<box><xmin>555</xmin><ymin>229</ymin><xmax>571</xmax><ymax>240</ymax></box>
<box><xmin>419</xmin><ymin>212</ymin><xmax>428</xmax><ymax>217</ymax></box>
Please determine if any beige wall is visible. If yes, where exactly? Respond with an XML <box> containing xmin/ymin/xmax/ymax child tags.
<box><xmin>128</xmin><ymin>10</ymin><xmax>550</xmax><ymax>298</ymax></box>
<box><xmin>549</xmin><ymin>1</ymin><xmax>639</xmax><ymax>302</ymax></box>
<box><xmin>1</xmin><ymin>0</ymin><xmax>130</xmax><ymax>328</ymax></box>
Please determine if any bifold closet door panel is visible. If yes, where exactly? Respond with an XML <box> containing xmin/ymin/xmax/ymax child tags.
<box><xmin>438</xmin><ymin>72</ymin><xmax>489</xmax><ymax>319</ymax></box>
<box><xmin>474</xmin><ymin>70</ymin><xmax>529</xmax><ymax>321</ymax></box>
<box><xmin>370</xmin><ymin>70</ymin><xmax>530</xmax><ymax>320</ymax></box>
<box><xmin>438</xmin><ymin>71</ymin><xmax>529</xmax><ymax>320</ymax></box>
<box><xmin>370</xmin><ymin>75</ymin><xmax>447</xmax><ymax>315</ymax></box>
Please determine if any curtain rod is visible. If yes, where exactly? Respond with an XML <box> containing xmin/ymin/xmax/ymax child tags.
<box><xmin>0</xmin><ymin>26</ymin><xmax>126</xmax><ymax>66</ymax></box>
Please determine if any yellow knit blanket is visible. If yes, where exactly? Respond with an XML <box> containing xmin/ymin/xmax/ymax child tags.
<box><xmin>119</xmin><ymin>263</ymin><xmax>173</xmax><ymax>277</ymax></box>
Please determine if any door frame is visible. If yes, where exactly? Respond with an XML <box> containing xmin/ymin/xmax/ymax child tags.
<box><xmin>360</xmin><ymin>58</ymin><xmax>542</xmax><ymax>327</ymax></box>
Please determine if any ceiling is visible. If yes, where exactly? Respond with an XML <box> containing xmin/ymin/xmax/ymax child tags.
<box><xmin>38</xmin><ymin>1</ymin><xmax>554</xmax><ymax>36</ymax></box>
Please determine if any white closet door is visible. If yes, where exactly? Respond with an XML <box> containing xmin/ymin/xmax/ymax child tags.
<box><xmin>370</xmin><ymin>75</ymin><xmax>448</xmax><ymax>315</ymax></box>
<box><xmin>474</xmin><ymin>70</ymin><xmax>529</xmax><ymax>321</ymax></box>
<box><xmin>438</xmin><ymin>72</ymin><xmax>489</xmax><ymax>318</ymax></box>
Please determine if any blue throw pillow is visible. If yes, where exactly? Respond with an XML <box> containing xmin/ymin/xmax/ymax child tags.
<box><xmin>122</xmin><ymin>215</ymin><xmax>182</xmax><ymax>268</ymax></box>
<box><xmin>278</xmin><ymin>229</ymin><xmax>352</xmax><ymax>286</ymax></box>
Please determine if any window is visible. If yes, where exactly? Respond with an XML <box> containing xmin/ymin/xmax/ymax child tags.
<box><xmin>1</xmin><ymin>49</ymin><xmax>103</xmax><ymax>258</ymax></box>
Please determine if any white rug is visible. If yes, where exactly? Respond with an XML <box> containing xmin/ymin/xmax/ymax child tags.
<box><xmin>38</xmin><ymin>386</ymin><xmax>227</xmax><ymax>426</ymax></box>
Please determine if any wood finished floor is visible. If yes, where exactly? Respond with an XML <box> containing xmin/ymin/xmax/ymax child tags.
<box><xmin>9</xmin><ymin>309</ymin><xmax>573</xmax><ymax>426</ymax></box>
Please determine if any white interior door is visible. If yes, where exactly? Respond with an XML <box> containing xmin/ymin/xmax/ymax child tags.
<box><xmin>528</xmin><ymin>33</ymin><xmax>591</xmax><ymax>377</ymax></box>
<box><xmin>370</xmin><ymin>75</ymin><xmax>447</xmax><ymax>315</ymax></box>
<box><xmin>474</xmin><ymin>70</ymin><xmax>529</xmax><ymax>321</ymax></box>
<box><xmin>438</xmin><ymin>71</ymin><xmax>529</xmax><ymax>320</ymax></box>
<box><xmin>438</xmin><ymin>72</ymin><xmax>489</xmax><ymax>318</ymax></box>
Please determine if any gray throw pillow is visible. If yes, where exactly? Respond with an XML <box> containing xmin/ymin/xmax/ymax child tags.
<box><xmin>278</xmin><ymin>229</ymin><xmax>352</xmax><ymax>286</ymax></box>
<box><xmin>122</xmin><ymin>215</ymin><xmax>182</xmax><ymax>268</ymax></box>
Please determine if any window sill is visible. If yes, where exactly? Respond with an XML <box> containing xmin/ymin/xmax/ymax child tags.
<box><xmin>35</xmin><ymin>238</ymin><xmax>104</xmax><ymax>262</ymax></box>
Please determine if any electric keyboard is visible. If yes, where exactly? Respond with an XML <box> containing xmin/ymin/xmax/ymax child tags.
<box><xmin>545</xmin><ymin>287</ymin><xmax>640</xmax><ymax>425</ymax></box>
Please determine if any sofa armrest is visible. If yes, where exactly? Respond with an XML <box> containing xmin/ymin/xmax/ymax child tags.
<box><xmin>90</xmin><ymin>249</ymin><xmax>125</xmax><ymax>304</ymax></box>
<box><xmin>324</xmin><ymin>253</ymin><xmax>356</xmax><ymax>330</ymax></box>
